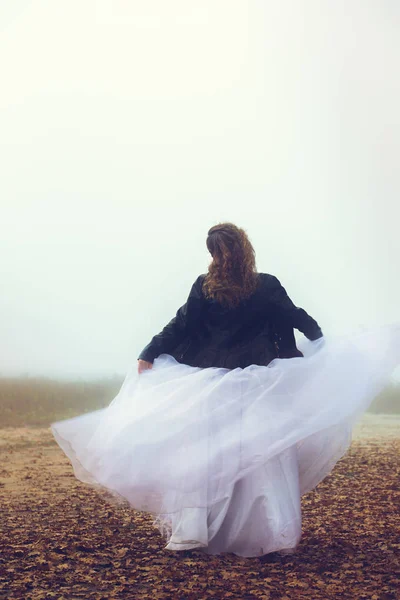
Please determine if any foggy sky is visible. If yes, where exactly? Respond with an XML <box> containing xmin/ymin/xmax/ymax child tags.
<box><xmin>1</xmin><ymin>1</ymin><xmax>399</xmax><ymax>378</ymax></box>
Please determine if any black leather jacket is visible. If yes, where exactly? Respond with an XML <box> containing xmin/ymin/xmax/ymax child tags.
<box><xmin>138</xmin><ymin>272</ymin><xmax>323</xmax><ymax>369</ymax></box>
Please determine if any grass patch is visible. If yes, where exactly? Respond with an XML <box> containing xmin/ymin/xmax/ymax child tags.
<box><xmin>0</xmin><ymin>375</ymin><xmax>398</xmax><ymax>428</ymax></box>
<box><xmin>0</xmin><ymin>376</ymin><xmax>123</xmax><ymax>427</ymax></box>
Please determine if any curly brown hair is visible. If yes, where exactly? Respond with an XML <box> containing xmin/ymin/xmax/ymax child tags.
<box><xmin>202</xmin><ymin>222</ymin><xmax>259</xmax><ymax>308</ymax></box>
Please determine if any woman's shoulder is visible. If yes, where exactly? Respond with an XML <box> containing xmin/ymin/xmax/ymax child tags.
<box><xmin>188</xmin><ymin>274</ymin><xmax>207</xmax><ymax>298</ymax></box>
<box><xmin>193</xmin><ymin>272</ymin><xmax>281</xmax><ymax>292</ymax></box>
<box><xmin>257</xmin><ymin>272</ymin><xmax>281</xmax><ymax>287</ymax></box>
<box><xmin>194</xmin><ymin>273</ymin><xmax>207</xmax><ymax>286</ymax></box>
<box><xmin>195</xmin><ymin>272</ymin><xmax>279</xmax><ymax>284</ymax></box>
<box><xmin>191</xmin><ymin>272</ymin><xmax>282</xmax><ymax>299</ymax></box>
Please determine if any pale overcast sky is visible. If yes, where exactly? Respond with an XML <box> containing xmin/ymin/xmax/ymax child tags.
<box><xmin>1</xmin><ymin>1</ymin><xmax>399</xmax><ymax>378</ymax></box>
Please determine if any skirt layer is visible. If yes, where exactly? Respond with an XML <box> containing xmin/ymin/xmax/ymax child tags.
<box><xmin>51</xmin><ymin>324</ymin><xmax>400</xmax><ymax>556</ymax></box>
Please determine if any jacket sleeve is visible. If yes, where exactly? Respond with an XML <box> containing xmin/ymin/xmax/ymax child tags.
<box><xmin>267</xmin><ymin>275</ymin><xmax>323</xmax><ymax>341</ymax></box>
<box><xmin>137</xmin><ymin>275</ymin><xmax>205</xmax><ymax>363</ymax></box>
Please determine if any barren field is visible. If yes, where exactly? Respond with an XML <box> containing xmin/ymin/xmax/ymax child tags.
<box><xmin>1</xmin><ymin>415</ymin><xmax>399</xmax><ymax>600</ymax></box>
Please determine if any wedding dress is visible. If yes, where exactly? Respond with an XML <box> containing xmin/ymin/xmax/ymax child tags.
<box><xmin>51</xmin><ymin>324</ymin><xmax>400</xmax><ymax>557</ymax></box>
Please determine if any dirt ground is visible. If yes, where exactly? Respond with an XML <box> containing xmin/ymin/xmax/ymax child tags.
<box><xmin>0</xmin><ymin>415</ymin><xmax>399</xmax><ymax>600</ymax></box>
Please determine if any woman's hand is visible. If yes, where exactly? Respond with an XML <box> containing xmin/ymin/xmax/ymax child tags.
<box><xmin>138</xmin><ymin>359</ymin><xmax>153</xmax><ymax>374</ymax></box>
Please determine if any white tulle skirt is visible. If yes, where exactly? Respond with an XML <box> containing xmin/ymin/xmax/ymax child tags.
<box><xmin>51</xmin><ymin>324</ymin><xmax>400</xmax><ymax>557</ymax></box>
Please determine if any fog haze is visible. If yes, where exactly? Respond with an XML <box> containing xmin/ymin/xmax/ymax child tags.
<box><xmin>1</xmin><ymin>1</ymin><xmax>399</xmax><ymax>378</ymax></box>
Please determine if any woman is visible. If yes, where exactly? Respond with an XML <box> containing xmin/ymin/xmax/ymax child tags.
<box><xmin>52</xmin><ymin>222</ymin><xmax>400</xmax><ymax>557</ymax></box>
<box><xmin>138</xmin><ymin>223</ymin><xmax>323</xmax><ymax>375</ymax></box>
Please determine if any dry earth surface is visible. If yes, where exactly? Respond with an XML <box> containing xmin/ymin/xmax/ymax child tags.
<box><xmin>1</xmin><ymin>415</ymin><xmax>399</xmax><ymax>600</ymax></box>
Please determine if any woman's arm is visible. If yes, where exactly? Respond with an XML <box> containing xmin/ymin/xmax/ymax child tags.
<box><xmin>266</xmin><ymin>275</ymin><xmax>323</xmax><ymax>341</ymax></box>
<box><xmin>137</xmin><ymin>275</ymin><xmax>205</xmax><ymax>366</ymax></box>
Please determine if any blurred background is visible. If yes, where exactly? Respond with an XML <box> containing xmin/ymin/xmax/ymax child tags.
<box><xmin>1</xmin><ymin>1</ymin><xmax>399</xmax><ymax>424</ymax></box>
